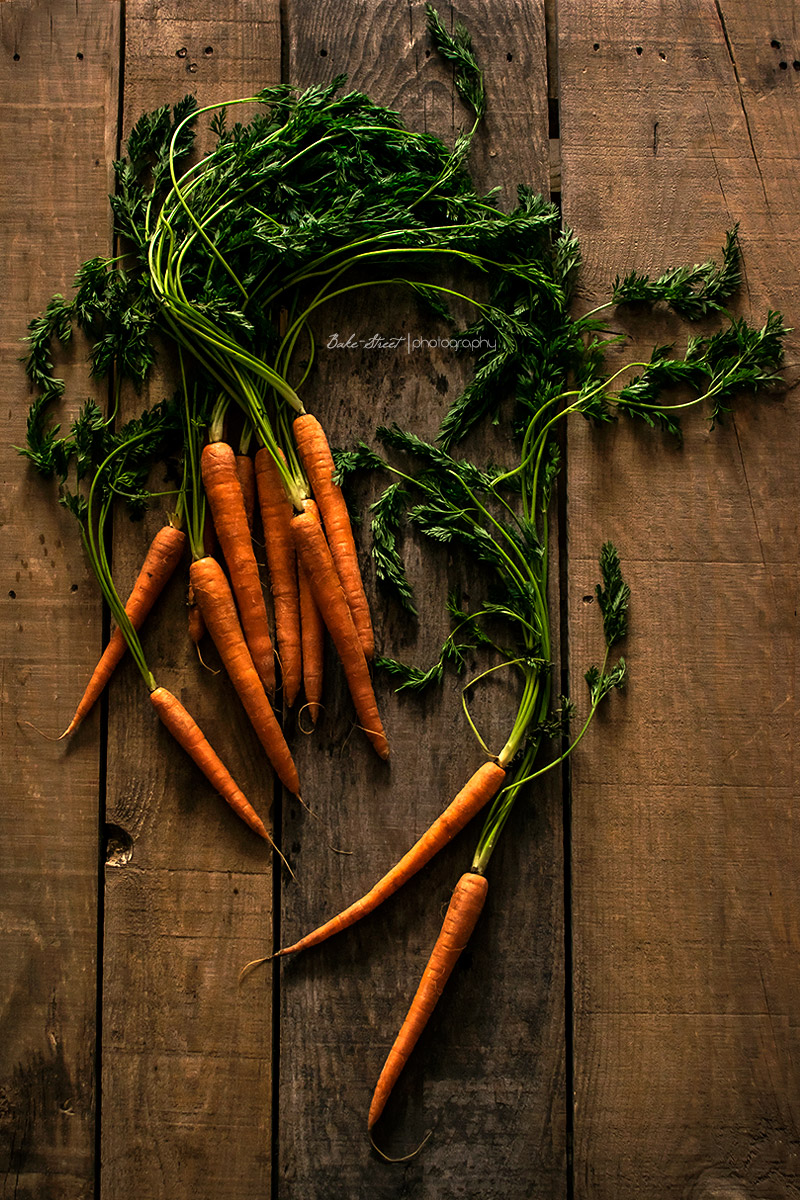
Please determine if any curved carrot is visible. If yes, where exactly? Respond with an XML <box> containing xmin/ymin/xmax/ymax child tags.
<box><xmin>235</xmin><ymin>453</ymin><xmax>257</xmax><ymax>533</ymax></box>
<box><xmin>149</xmin><ymin>684</ymin><xmax>273</xmax><ymax>842</ymax></box>
<box><xmin>274</xmin><ymin>761</ymin><xmax>504</xmax><ymax>958</ymax></box>
<box><xmin>190</xmin><ymin>556</ymin><xmax>301</xmax><ymax>796</ymax></box>
<box><xmin>291</xmin><ymin>499</ymin><xmax>388</xmax><ymax>760</ymax></box>
<box><xmin>293</xmin><ymin>413</ymin><xmax>375</xmax><ymax>660</ymax></box>
<box><xmin>201</xmin><ymin>441</ymin><xmax>275</xmax><ymax>695</ymax></box>
<box><xmin>62</xmin><ymin>523</ymin><xmax>185</xmax><ymax>737</ymax></box>
<box><xmin>298</xmin><ymin>557</ymin><xmax>324</xmax><ymax>725</ymax></box>
<box><xmin>254</xmin><ymin>447</ymin><xmax>302</xmax><ymax>706</ymax></box>
<box><xmin>368</xmin><ymin>871</ymin><xmax>489</xmax><ymax>1130</ymax></box>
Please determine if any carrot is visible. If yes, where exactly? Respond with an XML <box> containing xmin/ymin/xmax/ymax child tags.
<box><xmin>272</xmin><ymin>761</ymin><xmax>504</xmax><ymax>959</ymax></box>
<box><xmin>291</xmin><ymin>498</ymin><xmax>388</xmax><ymax>759</ymax></box>
<box><xmin>201</xmin><ymin>440</ymin><xmax>275</xmax><ymax>695</ymax></box>
<box><xmin>62</xmin><ymin>522</ymin><xmax>185</xmax><ymax>737</ymax></box>
<box><xmin>190</xmin><ymin>555</ymin><xmax>301</xmax><ymax>796</ymax></box>
<box><xmin>293</xmin><ymin>413</ymin><xmax>375</xmax><ymax>660</ymax></box>
<box><xmin>298</xmin><ymin>553</ymin><xmax>324</xmax><ymax>725</ymax></box>
<box><xmin>236</xmin><ymin>453</ymin><xmax>257</xmax><ymax>533</ymax></box>
<box><xmin>149</xmin><ymin>684</ymin><xmax>274</xmax><ymax>843</ymax></box>
<box><xmin>254</xmin><ymin>447</ymin><xmax>302</xmax><ymax>707</ymax></box>
<box><xmin>368</xmin><ymin>871</ymin><xmax>488</xmax><ymax>1130</ymax></box>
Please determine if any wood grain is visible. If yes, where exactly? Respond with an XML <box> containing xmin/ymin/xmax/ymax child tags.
<box><xmin>558</xmin><ymin>1</ymin><xmax>800</xmax><ymax>1195</ymax></box>
<box><xmin>0</xmin><ymin>4</ymin><xmax>120</xmax><ymax>1198</ymax></box>
<box><xmin>269</xmin><ymin>3</ymin><xmax>564</xmax><ymax>1195</ymax></box>
<box><xmin>99</xmin><ymin>5</ymin><xmax>282</xmax><ymax>1197</ymax></box>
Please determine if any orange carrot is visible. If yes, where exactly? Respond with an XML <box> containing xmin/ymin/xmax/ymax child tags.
<box><xmin>254</xmin><ymin>447</ymin><xmax>302</xmax><ymax>706</ymax></box>
<box><xmin>291</xmin><ymin>498</ymin><xmax>388</xmax><ymax>759</ymax></box>
<box><xmin>62</xmin><ymin>523</ymin><xmax>185</xmax><ymax>737</ymax></box>
<box><xmin>298</xmin><ymin>554</ymin><xmax>324</xmax><ymax>726</ymax></box>
<box><xmin>149</xmin><ymin>684</ymin><xmax>274</xmax><ymax>842</ymax></box>
<box><xmin>190</xmin><ymin>556</ymin><xmax>301</xmax><ymax>795</ymax></box>
<box><xmin>368</xmin><ymin>871</ymin><xmax>489</xmax><ymax>1130</ymax></box>
<box><xmin>273</xmin><ymin>762</ymin><xmax>504</xmax><ymax>958</ymax></box>
<box><xmin>201</xmin><ymin>441</ymin><xmax>275</xmax><ymax>695</ymax></box>
<box><xmin>293</xmin><ymin>413</ymin><xmax>375</xmax><ymax>660</ymax></box>
<box><xmin>236</xmin><ymin>453</ymin><xmax>257</xmax><ymax>533</ymax></box>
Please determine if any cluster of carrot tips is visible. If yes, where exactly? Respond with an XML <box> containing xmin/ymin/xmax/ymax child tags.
<box><xmin>33</xmin><ymin>381</ymin><xmax>388</xmax><ymax>863</ymax></box>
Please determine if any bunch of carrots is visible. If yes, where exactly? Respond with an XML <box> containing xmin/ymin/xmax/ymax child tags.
<box><xmin>25</xmin><ymin>349</ymin><xmax>387</xmax><ymax>853</ymax></box>
<box><xmin>23</xmin><ymin>5</ymin><xmax>493</xmax><ymax>839</ymax></box>
<box><xmin>21</xmin><ymin>5</ymin><xmax>786</xmax><ymax>1146</ymax></box>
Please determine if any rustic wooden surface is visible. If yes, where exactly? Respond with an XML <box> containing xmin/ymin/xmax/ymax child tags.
<box><xmin>275</xmin><ymin>5</ymin><xmax>564</xmax><ymax>1196</ymax></box>
<box><xmin>559</xmin><ymin>1</ymin><xmax>800</xmax><ymax>1197</ymax></box>
<box><xmin>1</xmin><ymin>2</ymin><xmax>797</xmax><ymax>1198</ymax></box>
<box><xmin>100</xmin><ymin>6</ymin><xmax>282</xmax><ymax>1197</ymax></box>
<box><xmin>0</xmin><ymin>4</ymin><xmax>120</xmax><ymax>1197</ymax></box>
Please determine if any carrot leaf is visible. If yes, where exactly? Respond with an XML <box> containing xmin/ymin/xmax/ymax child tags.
<box><xmin>611</xmin><ymin>225</ymin><xmax>742</xmax><ymax>318</ymax></box>
<box><xmin>425</xmin><ymin>3</ymin><xmax>486</xmax><ymax>124</ymax></box>
<box><xmin>370</xmin><ymin>483</ymin><xmax>417</xmax><ymax>615</ymax></box>
<box><xmin>585</xmin><ymin>659</ymin><xmax>627</xmax><ymax>706</ymax></box>
<box><xmin>595</xmin><ymin>542</ymin><xmax>630</xmax><ymax>647</ymax></box>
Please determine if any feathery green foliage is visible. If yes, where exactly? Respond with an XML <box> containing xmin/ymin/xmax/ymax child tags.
<box><xmin>612</xmin><ymin>224</ymin><xmax>742</xmax><ymax>318</ymax></box>
<box><xmin>18</xmin><ymin>5</ymin><xmax>787</xmax><ymax>882</ymax></box>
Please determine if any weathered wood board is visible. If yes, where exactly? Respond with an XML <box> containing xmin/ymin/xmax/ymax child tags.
<box><xmin>0</xmin><ymin>4</ymin><xmax>120</xmax><ymax>1197</ymax></box>
<box><xmin>274</xmin><ymin>5</ymin><xmax>563</xmax><ymax>1195</ymax></box>
<box><xmin>559</xmin><ymin>1</ymin><xmax>800</xmax><ymax>1196</ymax></box>
<box><xmin>100</xmin><ymin>5</ymin><xmax>282</xmax><ymax>1198</ymax></box>
<box><xmin>1</xmin><ymin>0</ymin><xmax>797</xmax><ymax>1197</ymax></box>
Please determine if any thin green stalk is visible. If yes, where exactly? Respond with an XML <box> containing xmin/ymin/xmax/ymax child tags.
<box><xmin>472</xmin><ymin>643</ymin><xmax>614</xmax><ymax>873</ymax></box>
<box><xmin>82</xmin><ymin>436</ymin><xmax>160</xmax><ymax>690</ymax></box>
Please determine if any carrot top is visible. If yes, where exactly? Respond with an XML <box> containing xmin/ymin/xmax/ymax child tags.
<box><xmin>344</xmin><ymin>225</ymin><xmax>786</xmax><ymax>873</ymax></box>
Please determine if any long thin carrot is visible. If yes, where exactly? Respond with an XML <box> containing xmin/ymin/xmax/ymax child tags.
<box><xmin>190</xmin><ymin>555</ymin><xmax>301</xmax><ymax>795</ymax></box>
<box><xmin>254</xmin><ymin>447</ymin><xmax>302</xmax><ymax>707</ymax></box>
<box><xmin>271</xmin><ymin>761</ymin><xmax>503</xmax><ymax>959</ymax></box>
<box><xmin>149</xmin><ymin>684</ymin><xmax>273</xmax><ymax>842</ymax></box>
<box><xmin>291</xmin><ymin>498</ymin><xmax>388</xmax><ymax>759</ymax></box>
<box><xmin>368</xmin><ymin>871</ymin><xmax>489</xmax><ymax>1130</ymax></box>
<box><xmin>298</xmin><ymin>552</ymin><xmax>324</xmax><ymax>726</ymax></box>
<box><xmin>61</xmin><ymin>522</ymin><xmax>186</xmax><ymax>737</ymax></box>
<box><xmin>293</xmin><ymin>413</ymin><xmax>375</xmax><ymax>660</ymax></box>
<box><xmin>201</xmin><ymin>440</ymin><xmax>276</xmax><ymax>695</ymax></box>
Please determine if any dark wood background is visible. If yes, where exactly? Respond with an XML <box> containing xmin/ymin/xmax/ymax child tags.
<box><xmin>1</xmin><ymin>2</ymin><xmax>797</xmax><ymax>1197</ymax></box>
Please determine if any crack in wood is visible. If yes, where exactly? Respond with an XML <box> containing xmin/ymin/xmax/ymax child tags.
<box><xmin>712</xmin><ymin>0</ymin><xmax>771</xmax><ymax>212</ymax></box>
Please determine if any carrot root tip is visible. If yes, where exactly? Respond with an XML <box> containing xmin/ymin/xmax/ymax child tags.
<box><xmin>237</xmin><ymin>955</ymin><xmax>274</xmax><ymax>985</ymax></box>
<box><xmin>194</xmin><ymin>643</ymin><xmax>220</xmax><ymax>674</ymax></box>
<box><xmin>292</xmin><ymin>792</ymin><xmax>321</xmax><ymax>822</ymax></box>
<box><xmin>266</xmin><ymin>835</ymin><xmax>296</xmax><ymax>880</ymax></box>
<box><xmin>297</xmin><ymin>702</ymin><xmax>324</xmax><ymax>735</ymax></box>
<box><xmin>353</xmin><ymin>723</ymin><xmax>390</xmax><ymax>759</ymax></box>
<box><xmin>368</xmin><ymin>1127</ymin><xmax>433</xmax><ymax>1163</ymax></box>
<box><xmin>19</xmin><ymin>718</ymin><xmax>71</xmax><ymax>742</ymax></box>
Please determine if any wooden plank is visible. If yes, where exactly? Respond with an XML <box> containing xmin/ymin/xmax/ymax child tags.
<box><xmin>99</xmin><ymin>5</ymin><xmax>282</xmax><ymax>1198</ymax></box>
<box><xmin>558</xmin><ymin>1</ymin><xmax>800</xmax><ymax>1195</ymax></box>
<box><xmin>267</xmin><ymin>3</ymin><xmax>565</xmax><ymax>1195</ymax></box>
<box><xmin>0</xmin><ymin>3</ymin><xmax>121</xmax><ymax>1197</ymax></box>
